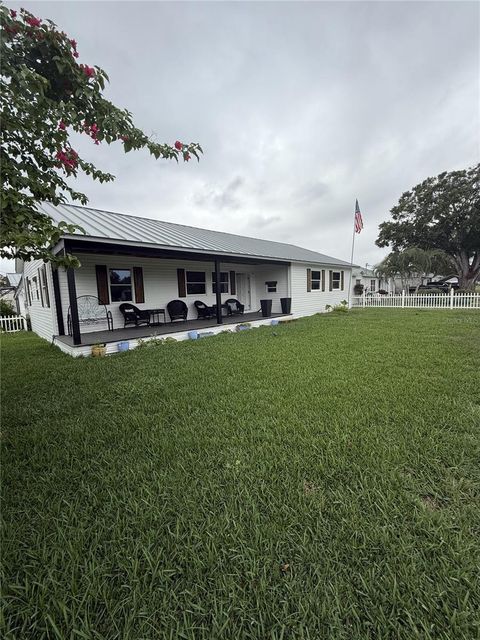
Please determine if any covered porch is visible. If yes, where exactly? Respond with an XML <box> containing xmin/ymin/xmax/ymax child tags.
<box><xmin>54</xmin><ymin>237</ymin><xmax>292</xmax><ymax>348</ymax></box>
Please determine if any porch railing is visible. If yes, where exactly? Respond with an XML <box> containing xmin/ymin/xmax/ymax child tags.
<box><xmin>0</xmin><ymin>315</ymin><xmax>27</xmax><ymax>332</ymax></box>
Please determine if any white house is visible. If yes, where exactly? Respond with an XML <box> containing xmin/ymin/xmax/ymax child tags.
<box><xmin>20</xmin><ymin>204</ymin><xmax>356</xmax><ymax>356</ymax></box>
<box><xmin>351</xmin><ymin>267</ymin><xmax>390</xmax><ymax>295</ymax></box>
<box><xmin>6</xmin><ymin>272</ymin><xmax>27</xmax><ymax>316</ymax></box>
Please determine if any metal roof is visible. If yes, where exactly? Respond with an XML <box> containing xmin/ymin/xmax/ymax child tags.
<box><xmin>5</xmin><ymin>273</ymin><xmax>22</xmax><ymax>287</ymax></box>
<box><xmin>39</xmin><ymin>202</ymin><xmax>354</xmax><ymax>267</ymax></box>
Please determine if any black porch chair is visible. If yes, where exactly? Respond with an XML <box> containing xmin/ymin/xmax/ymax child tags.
<box><xmin>167</xmin><ymin>299</ymin><xmax>188</xmax><ymax>322</ymax></box>
<box><xmin>225</xmin><ymin>298</ymin><xmax>245</xmax><ymax>316</ymax></box>
<box><xmin>194</xmin><ymin>300</ymin><xmax>215</xmax><ymax>319</ymax></box>
<box><xmin>119</xmin><ymin>303</ymin><xmax>150</xmax><ymax>328</ymax></box>
<box><xmin>67</xmin><ymin>295</ymin><xmax>113</xmax><ymax>336</ymax></box>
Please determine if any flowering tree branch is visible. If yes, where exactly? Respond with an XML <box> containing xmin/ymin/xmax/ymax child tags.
<box><xmin>0</xmin><ymin>6</ymin><xmax>203</xmax><ymax>267</ymax></box>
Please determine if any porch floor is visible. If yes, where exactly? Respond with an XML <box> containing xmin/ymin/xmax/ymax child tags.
<box><xmin>55</xmin><ymin>312</ymin><xmax>289</xmax><ymax>347</ymax></box>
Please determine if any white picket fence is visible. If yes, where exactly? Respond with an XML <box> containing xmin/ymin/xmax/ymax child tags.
<box><xmin>0</xmin><ymin>316</ymin><xmax>27</xmax><ymax>332</ymax></box>
<box><xmin>352</xmin><ymin>290</ymin><xmax>480</xmax><ymax>310</ymax></box>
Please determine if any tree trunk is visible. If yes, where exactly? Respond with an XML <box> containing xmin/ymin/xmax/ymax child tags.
<box><xmin>452</xmin><ymin>252</ymin><xmax>479</xmax><ymax>291</ymax></box>
<box><xmin>458</xmin><ymin>270</ymin><xmax>479</xmax><ymax>290</ymax></box>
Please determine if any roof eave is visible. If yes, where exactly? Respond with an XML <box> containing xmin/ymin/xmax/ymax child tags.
<box><xmin>60</xmin><ymin>234</ymin><xmax>355</xmax><ymax>268</ymax></box>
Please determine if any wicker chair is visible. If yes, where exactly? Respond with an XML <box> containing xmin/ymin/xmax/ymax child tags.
<box><xmin>225</xmin><ymin>298</ymin><xmax>245</xmax><ymax>316</ymax></box>
<box><xmin>194</xmin><ymin>300</ymin><xmax>215</xmax><ymax>319</ymax></box>
<box><xmin>119</xmin><ymin>303</ymin><xmax>150</xmax><ymax>328</ymax></box>
<box><xmin>167</xmin><ymin>299</ymin><xmax>188</xmax><ymax>322</ymax></box>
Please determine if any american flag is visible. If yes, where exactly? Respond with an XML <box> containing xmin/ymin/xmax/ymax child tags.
<box><xmin>354</xmin><ymin>199</ymin><xmax>363</xmax><ymax>233</ymax></box>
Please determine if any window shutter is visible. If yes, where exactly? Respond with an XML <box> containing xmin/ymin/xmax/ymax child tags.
<box><xmin>177</xmin><ymin>268</ymin><xmax>186</xmax><ymax>297</ymax></box>
<box><xmin>25</xmin><ymin>278</ymin><xmax>31</xmax><ymax>306</ymax></box>
<box><xmin>341</xmin><ymin>271</ymin><xmax>345</xmax><ymax>291</ymax></box>
<box><xmin>321</xmin><ymin>269</ymin><xmax>325</xmax><ymax>292</ymax></box>
<box><xmin>37</xmin><ymin>269</ymin><xmax>44</xmax><ymax>307</ymax></box>
<box><xmin>307</xmin><ymin>268</ymin><xmax>312</xmax><ymax>292</ymax></box>
<box><xmin>229</xmin><ymin>271</ymin><xmax>236</xmax><ymax>295</ymax></box>
<box><xmin>133</xmin><ymin>267</ymin><xmax>145</xmax><ymax>303</ymax></box>
<box><xmin>329</xmin><ymin>270</ymin><xmax>333</xmax><ymax>291</ymax></box>
<box><xmin>95</xmin><ymin>265</ymin><xmax>109</xmax><ymax>304</ymax></box>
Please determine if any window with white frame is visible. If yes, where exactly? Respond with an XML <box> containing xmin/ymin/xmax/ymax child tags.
<box><xmin>32</xmin><ymin>276</ymin><xmax>40</xmax><ymax>300</ymax></box>
<box><xmin>109</xmin><ymin>268</ymin><xmax>132</xmax><ymax>302</ymax></box>
<box><xmin>212</xmin><ymin>272</ymin><xmax>229</xmax><ymax>294</ymax></box>
<box><xmin>332</xmin><ymin>271</ymin><xmax>341</xmax><ymax>289</ymax></box>
<box><xmin>39</xmin><ymin>266</ymin><xmax>50</xmax><ymax>308</ymax></box>
<box><xmin>186</xmin><ymin>271</ymin><xmax>206</xmax><ymax>295</ymax></box>
<box><xmin>265</xmin><ymin>281</ymin><xmax>277</xmax><ymax>293</ymax></box>
<box><xmin>370</xmin><ymin>279</ymin><xmax>376</xmax><ymax>292</ymax></box>
<box><xmin>311</xmin><ymin>271</ymin><xmax>321</xmax><ymax>290</ymax></box>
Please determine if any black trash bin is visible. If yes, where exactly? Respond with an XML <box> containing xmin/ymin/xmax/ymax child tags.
<box><xmin>280</xmin><ymin>297</ymin><xmax>292</xmax><ymax>314</ymax></box>
<box><xmin>260</xmin><ymin>299</ymin><xmax>272</xmax><ymax>317</ymax></box>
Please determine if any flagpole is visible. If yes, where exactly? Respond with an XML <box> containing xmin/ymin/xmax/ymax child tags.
<box><xmin>347</xmin><ymin>201</ymin><xmax>357</xmax><ymax>308</ymax></box>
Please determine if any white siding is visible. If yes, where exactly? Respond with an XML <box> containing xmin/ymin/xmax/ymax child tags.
<box><xmin>290</xmin><ymin>262</ymin><xmax>352</xmax><ymax>317</ymax></box>
<box><xmin>58</xmin><ymin>254</ymin><xmax>290</xmax><ymax>335</ymax></box>
<box><xmin>252</xmin><ymin>265</ymin><xmax>289</xmax><ymax>314</ymax></box>
<box><xmin>23</xmin><ymin>259</ymin><xmax>57</xmax><ymax>341</ymax></box>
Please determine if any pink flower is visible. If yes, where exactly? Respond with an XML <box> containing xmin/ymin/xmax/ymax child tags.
<box><xmin>58</xmin><ymin>121</ymin><xmax>66</xmax><ymax>130</ymax></box>
<box><xmin>70</xmin><ymin>39</ymin><xmax>77</xmax><ymax>49</ymax></box>
<box><xmin>80</xmin><ymin>65</ymin><xmax>96</xmax><ymax>78</ymax></box>
<box><xmin>10</xmin><ymin>10</ymin><xmax>17</xmax><ymax>18</ymax></box>
<box><xmin>184</xmin><ymin>152</ymin><xmax>191</xmax><ymax>162</ymax></box>
<box><xmin>90</xmin><ymin>123</ymin><xmax>99</xmax><ymax>134</ymax></box>
<box><xmin>120</xmin><ymin>135</ymin><xmax>129</xmax><ymax>142</ymax></box>
<box><xmin>25</xmin><ymin>16</ymin><xmax>42</xmax><ymax>28</ymax></box>
<box><xmin>73</xmin><ymin>52</ymin><xmax>79</xmax><ymax>59</ymax></box>
<box><xmin>55</xmin><ymin>148</ymin><xmax>78</xmax><ymax>171</ymax></box>
<box><xmin>174</xmin><ymin>141</ymin><xmax>183</xmax><ymax>151</ymax></box>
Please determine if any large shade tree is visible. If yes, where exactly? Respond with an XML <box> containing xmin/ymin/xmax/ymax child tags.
<box><xmin>376</xmin><ymin>165</ymin><xmax>480</xmax><ymax>290</ymax></box>
<box><xmin>0</xmin><ymin>6</ymin><xmax>202</xmax><ymax>267</ymax></box>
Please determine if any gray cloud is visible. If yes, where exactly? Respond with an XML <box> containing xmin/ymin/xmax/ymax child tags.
<box><xmin>2</xmin><ymin>0</ymin><xmax>478</xmax><ymax>275</ymax></box>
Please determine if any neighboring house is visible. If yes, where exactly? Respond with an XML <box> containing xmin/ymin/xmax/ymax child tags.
<box><xmin>2</xmin><ymin>273</ymin><xmax>26</xmax><ymax>316</ymax></box>
<box><xmin>19</xmin><ymin>203</ymin><xmax>356</xmax><ymax>356</ymax></box>
<box><xmin>351</xmin><ymin>267</ymin><xmax>390</xmax><ymax>295</ymax></box>
<box><xmin>1</xmin><ymin>273</ymin><xmax>26</xmax><ymax>315</ymax></box>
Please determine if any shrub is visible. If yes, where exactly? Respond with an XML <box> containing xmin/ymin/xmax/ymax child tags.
<box><xmin>353</xmin><ymin>283</ymin><xmax>364</xmax><ymax>295</ymax></box>
<box><xmin>0</xmin><ymin>299</ymin><xmax>16</xmax><ymax>316</ymax></box>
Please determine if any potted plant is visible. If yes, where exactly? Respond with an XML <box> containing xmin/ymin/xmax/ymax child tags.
<box><xmin>236</xmin><ymin>323</ymin><xmax>251</xmax><ymax>331</ymax></box>
<box><xmin>91</xmin><ymin>343</ymin><xmax>106</xmax><ymax>357</ymax></box>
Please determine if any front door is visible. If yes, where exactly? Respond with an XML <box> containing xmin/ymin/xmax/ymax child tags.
<box><xmin>236</xmin><ymin>273</ymin><xmax>252</xmax><ymax>311</ymax></box>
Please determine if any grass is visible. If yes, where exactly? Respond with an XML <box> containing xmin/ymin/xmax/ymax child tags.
<box><xmin>1</xmin><ymin>309</ymin><xmax>479</xmax><ymax>639</ymax></box>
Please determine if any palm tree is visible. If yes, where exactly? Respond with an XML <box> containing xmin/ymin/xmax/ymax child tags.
<box><xmin>375</xmin><ymin>248</ymin><xmax>453</xmax><ymax>293</ymax></box>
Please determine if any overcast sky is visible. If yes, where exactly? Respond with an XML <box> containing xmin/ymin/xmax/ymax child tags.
<box><xmin>2</xmin><ymin>0</ymin><xmax>479</xmax><ymax>274</ymax></box>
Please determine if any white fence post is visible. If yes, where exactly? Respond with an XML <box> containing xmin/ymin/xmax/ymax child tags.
<box><xmin>450</xmin><ymin>288</ymin><xmax>454</xmax><ymax>309</ymax></box>
<box><xmin>401</xmin><ymin>290</ymin><xmax>405</xmax><ymax>308</ymax></box>
<box><xmin>0</xmin><ymin>315</ymin><xmax>26</xmax><ymax>333</ymax></box>
<box><xmin>362</xmin><ymin>290</ymin><xmax>366</xmax><ymax>308</ymax></box>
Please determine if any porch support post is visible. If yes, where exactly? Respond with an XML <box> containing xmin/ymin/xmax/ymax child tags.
<box><xmin>214</xmin><ymin>258</ymin><xmax>223</xmax><ymax>325</ymax></box>
<box><xmin>52</xmin><ymin>268</ymin><xmax>65</xmax><ymax>336</ymax></box>
<box><xmin>66</xmin><ymin>267</ymin><xmax>81</xmax><ymax>345</ymax></box>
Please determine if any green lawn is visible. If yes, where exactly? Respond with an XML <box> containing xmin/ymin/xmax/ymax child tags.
<box><xmin>1</xmin><ymin>310</ymin><xmax>479</xmax><ymax>639</ymax></box>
